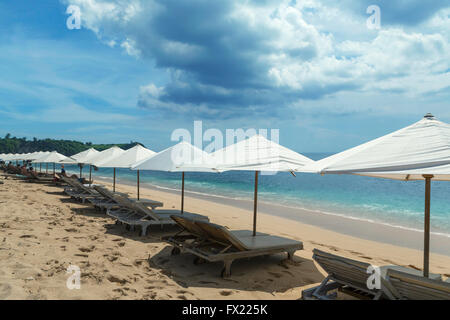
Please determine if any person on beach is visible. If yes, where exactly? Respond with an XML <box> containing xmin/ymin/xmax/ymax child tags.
<box><xmin>57</xmin><ymin>165</ymin><xmax>89</xmax><ymax>184</ymax></box>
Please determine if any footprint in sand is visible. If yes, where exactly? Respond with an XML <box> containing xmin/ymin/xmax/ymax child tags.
<box><xmin>220</xmin><ymin>290</ymin><xmax>233</xmax><ymax>296</ymax></box>
<box><xmin>107</xmin><ymin>275</ymin><xmax>129</xmax><ymax>285</ymax></box>
<box><xmin>104</xmin><ymin>254</ymin><xmax>119</xmax><ymax>262</ymax></box>
<box><xmin>20</xmin><ymin>235</ymin><xmax>37</xmax><ymax>239</ymax></box>
<box><xmin>79</xmin><ymin>245</ymin><xmax>95</xmax><ymax>253</ymax></box>
<box><xmin>65</xmin><ymin>228</ymin><xmax>78</xmax><ymax>233</ymax></box>
<box><xmin>112</xmin><ymin>288</ymin><xmax>128</xmax><ymax>297</ymax></box>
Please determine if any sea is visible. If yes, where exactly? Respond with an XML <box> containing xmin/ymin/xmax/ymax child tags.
<box><xmin>59</xmin><ymin>152</ymin><xmax>450</xmax><ymax>238</ymax></box>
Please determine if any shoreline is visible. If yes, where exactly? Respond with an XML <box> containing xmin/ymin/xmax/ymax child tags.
<box><xmin>92</xmin><ymin>175</ymin><xmax>450</xmax><ymax>257</ymax></box>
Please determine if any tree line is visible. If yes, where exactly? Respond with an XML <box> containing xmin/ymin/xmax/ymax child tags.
<box><xmin>0</xmin><ymin>134</ymin><xmax>144</xmax><ymax>156</ymax></box>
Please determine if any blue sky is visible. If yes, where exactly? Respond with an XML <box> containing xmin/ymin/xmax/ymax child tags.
<box><xmin>0</xmin><ymin>0</ymin><xmax>449</xmax><ymax>153</ymax></box>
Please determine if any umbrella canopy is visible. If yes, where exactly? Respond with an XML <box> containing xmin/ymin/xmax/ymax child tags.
<box><xmin>32</xmin><ymin>151</ymin><xmax>74</xmax><ymax>164</ymax></box>
<box><xmin>0</xmin><ymin>153</ymin><xmax>11</xmax><ymax>161</ymax></box>
<box><xmin>132</xmin><ymin>141</ymin><xmax>216</xmax><ymax>172</ymax></box>
<box><xmin>6</xmin><ymin>153</ymin><xmax>26</xmax><ymax>161</ymax></box>
<box><xmin>87</xmin><ymin>146</ymin><xmax>125</xmax><ymax>167</ymax></box>
<box><xmin>211</xmin><ymin>134</ymin><xmax>314</xmax><ymax>236</ymax></box>
<box><xmin>301</xmin><ymin>114</ymin><xmax>450</xmax><ymax>177</ymax></box>
<box><xmin>1</xmin><ymin>154</ymin><xmax>12</xmax><ymax>161</ymax></box>
<box><xmin>100</xmin><ymin>145</ymin><xmax>156</xmax><ymax>198</ymax></box>
<box><xmin>132</xmin><ymin>141</ymin><xmax>217</xmax><ymax>212</ymax></box>
<box><xmin>21</xmin><ymin>152</ymin><xmax>37</xmax><ymax>161</ymax></box>
<box><xmin>70</xmin><ymin>148</ymin><xmax>100</xmax><ymax>164</ymax></box>
<box><xmin>300</xmin><ymin>114</ymin><xmax>450</xmax><ymax>278</ymax></box>
<box><xmin>67</xmin><ymin>148</ymin><xmax>101</xmax><ymax>178</ymax></box>
<box><xmin>212</xmin><ymin>134</ymin><xmax>314</xmax><ymax>171</ymax></box>
<box><xmin>22</xmin><ymin>151</ymin><xmax>50</xmax><ymax>161</ymax></box>
<box><xmin>101</xmin><ymin>145</ymin><xmax>155</xmax><ymax>168</ymax></box>
<box><xmin>85</xmin><ymin>146</ymin><xmax>125</xmax><ymax>191</ymax></box>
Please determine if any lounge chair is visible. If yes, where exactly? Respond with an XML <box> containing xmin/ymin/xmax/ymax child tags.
<box><xmin>91</xmin><ymin>185</ymin><xmax>162</xmax><ymax>211</ymax></box>
<box><xmin>28</xmin><ymin>171</ymin><xmax>55</xmax><ymax>183</ymax></box>
<box><xmin>105</xmin><ymin>193</ymin><xmax>207</xmax><ymax>236</ymax></box>
<box><xmin>163</xmin><ymin>215</ymin><xmax>303</xmax><ymax>277</ymax></box>
<box><xmin>301</xmin><ymin>249</ymin><xmax>442</xmax><ymax>300</ymax></box>
<box><xmin>60</xmin><ymin>176</ymin><xmax>102</xmax><ymax>203</ymax></box>
<box><xmin>385</xmin><ymin>269</ymin><xmax>450</xmax><ymax>300</ymax></box>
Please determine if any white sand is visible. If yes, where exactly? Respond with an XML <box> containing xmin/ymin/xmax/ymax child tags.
<box><xmin>0</xmin><ymin>175</ymin><xmax>448</xmax><ymax>300</ymax></box>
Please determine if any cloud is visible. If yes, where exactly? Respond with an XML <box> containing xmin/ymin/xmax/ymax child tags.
<box><xmin>320</xmin><ymin>0</ymin><xmax>449</xmax><ymax>26</ymax></box>
<box><xmin>62</xmin><ymin>0</ymin><xmax>450</xmax><ymax>119</ymax></box>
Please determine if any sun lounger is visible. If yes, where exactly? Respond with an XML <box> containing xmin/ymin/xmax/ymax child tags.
<box><xmin>29</xmin><ymin>171</ymin><xmax>54</xmax><ymax>183</ymax></box>
<box><xmin>385</xmin><ymin>269</ymin><xmax>450</xmax><ymax>300</ymax></box>
<box><xmin>92</xmin><ymin>185</ymin><xmax>162</xmax><ymax>211</ymax></box>
<box><xmin>301</xmin><ymin>249</ymin><xmax>442</xmax><ymax>300</ymax></box>
<box><xmin>85</xmin><ymin>185</ymin><xmax>130</xmax><ymax>210</ymax></box>
<box><xmin>163</xmin><ymin>215</ymin><xmax>303</xmax><ymax>277</ymax></box>
<box><xmin>104</xmin><ymin>193</ymin><xmax>207</xmax><ymax>236</ymax></box>
<box><xmin>60</xmin><ymin>176</ymin><xmax>101</xmax><ymax>203</ymax></box>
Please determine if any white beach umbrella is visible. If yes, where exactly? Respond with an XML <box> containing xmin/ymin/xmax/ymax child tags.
<box><xmin>2</xmin><ymin>153</ymin><xmax>16</xmax><ymax>161</ymax></box>
<box><xmin>132</xmin><ymin>141</ymin><xmax>217</xmax><ymax>213</ymax></box>
<box><xmin>21</xmin><ymin>152</ymin><xmax>35</xmax><ymax>161</ymax></box>
<box><xmin>300</xmin><ymin>113</ymin><xmax>450</xmax><ymax>277</ymax></box>
<box><xmin>68</xmin><ymin>148</ymin><xmax>100</xmax><ymax>179</ymax></box>
<box><xmin>86</xmin><ymin>146</ymin><xmax>125</xmax><ymax>191</ymax></box>
<box><xmin>211</xmin><ymin>134</ymin><xmax>314</xmax><ymax>236</ymax></box>
<box><xmin>3</xmin><ymin>154</ymin><xmax>14</xmax><ymax>161</ymax></box>
<box><xmin>100</xmin><ymin>145</ymin><xmax>156</xmax><ymax>199</ymax></box>
<box><xmin>8</xmin><ymin>153</ymin><xmax>25</xmax><ymax>161</ymax></box>
<box><xmin>32</xmin><ymin>152</ymin><xmax>51</xmax><ymax>172</ymax></box>
<box><xmin>32</xmin><ymin>151</ymin><xmax>75</xmax><ymax>174</ymax></box>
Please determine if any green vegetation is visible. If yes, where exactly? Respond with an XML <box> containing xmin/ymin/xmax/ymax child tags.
<box><xmin>0</xmin><ymin>133</ymin><xmax>144</xmax><ymax>156</ymax></box>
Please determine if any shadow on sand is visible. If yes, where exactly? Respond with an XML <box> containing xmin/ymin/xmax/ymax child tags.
<box><xmin>67</xmin><ymin>199</ymin><xmax>324</xmax><ymax>295</ymax></box>
<box><xmin>147</xmin><ymin>245</ymin><xmax>323</xmax><ymax>295</ymax></box>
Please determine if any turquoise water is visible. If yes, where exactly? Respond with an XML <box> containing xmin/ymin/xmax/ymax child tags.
<box><xmin>61</xmin><ymin>153</ymin><xmax>450</xmax><ymax>237</ymax></box>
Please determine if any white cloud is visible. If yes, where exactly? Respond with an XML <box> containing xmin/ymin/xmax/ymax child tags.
<box><xmin>62</xmin><ymin>0</ymin><xmax>450</xmax><ymax>118</ymax></box>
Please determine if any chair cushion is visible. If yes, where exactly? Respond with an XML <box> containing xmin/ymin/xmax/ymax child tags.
<box><xmin>380</xmin><ymin>265</ymin><xmax>442</xmax><ymax>281</ymax></box>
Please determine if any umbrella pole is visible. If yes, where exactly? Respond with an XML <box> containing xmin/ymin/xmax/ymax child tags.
<box><xmin>181</xmin><ymin>172</ymin><xmax>185</xmax><ymax>214</ymax></box>
<box><xmin>253</xmin><ymin>171</ymin><xmax>259</xmax><ymax>237</ymax></box>
<box><xmin>137</xmin><ymin>170</ymin><xmax>140</xmax><ymax>200</ymax></box>
<box><xmin>113</xmin><ymin>168</ymin><xmax>116</xmax><ymax>192</ymax></box>
<box><xmin>80</xmin><ymin>166</ymin><xmax>82</xmax><ymax>179</ymax></box>
<box><xmin>46</xmin><ymin>163</ymin><xmax>48</xmax><ymax>174</ymax></box>
<box><xmin>53</xmin><ymin>163</ymin><xmax>55</xmax><ymax>174</ymax></box>
<box><xmin>40</xmin><ymin>163</ymin><xmax>42</xmax><ymax>173</ymax></box>
<box><xmin>89</xmin><ymin>165</ymin><xmax>92</xmax><ymax>186</ymax></box>
<box><xmin>423</xmin><ymin>175</ymin><xmax>433</xmax><ymax>278</ymax></box>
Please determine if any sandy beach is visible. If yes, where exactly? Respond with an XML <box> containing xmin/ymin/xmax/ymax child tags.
<box><xmin>0</xmin><ymin>174</ymin><xmax>449</xmax><ymax>300</ymax></box>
